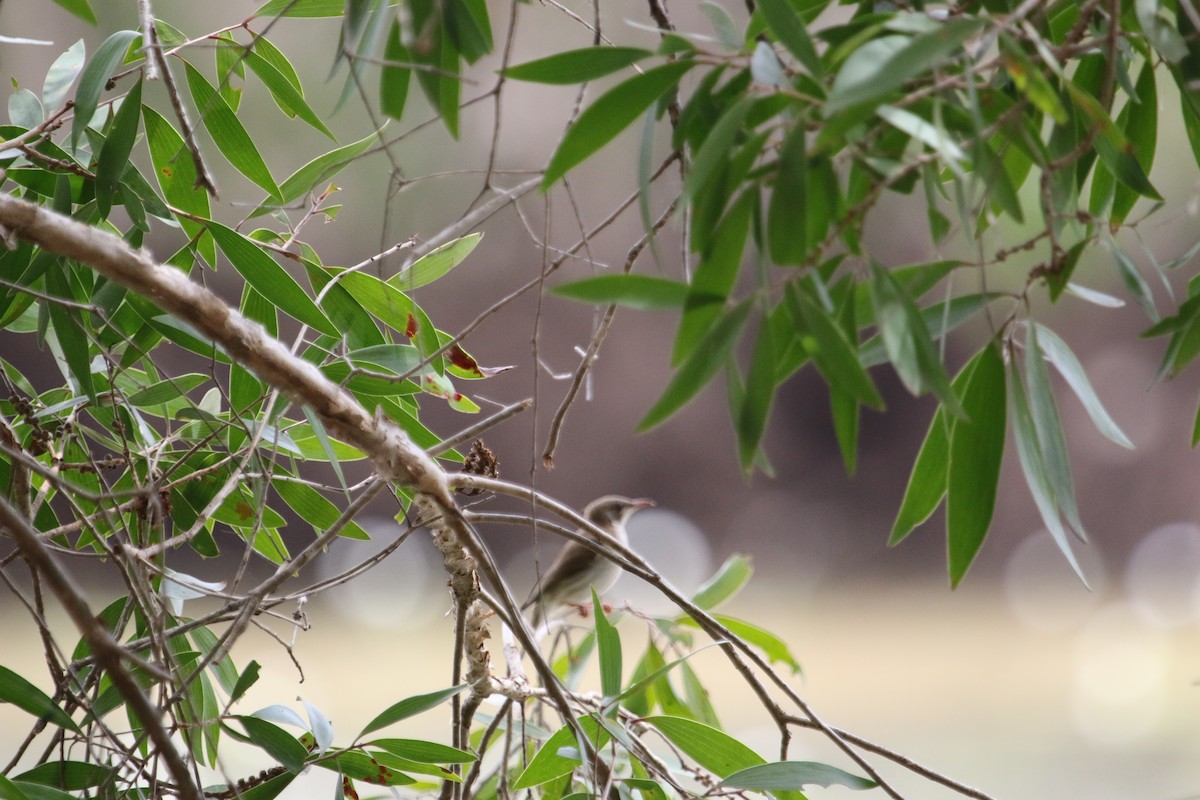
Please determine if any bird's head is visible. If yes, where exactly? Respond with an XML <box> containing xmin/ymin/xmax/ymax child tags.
<box><xmin>584</xmin><ymin>495</ymin><xmax>655</xmax><ymax>529</ymax></box>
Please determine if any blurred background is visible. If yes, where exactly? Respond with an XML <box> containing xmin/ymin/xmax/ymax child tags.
<box><xmin>2</xmin><ymin>1</ymin><xmax>1200</xmax><ymax>798</ymax></box>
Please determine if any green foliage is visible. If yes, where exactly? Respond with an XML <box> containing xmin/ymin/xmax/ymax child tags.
<box><xmin>6</xmin><ymin>1</ymin><xmax>1200</xmax><ymax>799</ymax></box>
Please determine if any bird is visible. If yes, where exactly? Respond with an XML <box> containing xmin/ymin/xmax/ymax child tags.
<box><xmin>523</xmin><ymin>495</ymin><xmax>654</xmax><ymax>628</ymax></box>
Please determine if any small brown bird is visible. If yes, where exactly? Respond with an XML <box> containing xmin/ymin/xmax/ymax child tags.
<box><xmin>523</xmin><ymin>495</ymin><xmax>654</xmax><ymax>627</ymax></box>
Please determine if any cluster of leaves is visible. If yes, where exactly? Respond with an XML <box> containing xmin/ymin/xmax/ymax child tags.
<box><xmin>500</xmin><ymin>0</ymin><xmax>1200</xmax><ymax>584</ymax></box>
<box><xmin>0</xmin><ymin>7</ymin><xmax>511</xmax><ymax>799</ymax></box>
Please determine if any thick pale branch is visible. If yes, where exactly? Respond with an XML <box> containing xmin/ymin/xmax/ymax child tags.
<box><xmin>0</xmin><ymin>187</ymin><xmax>452</xmax><ymax>508</ymax></box>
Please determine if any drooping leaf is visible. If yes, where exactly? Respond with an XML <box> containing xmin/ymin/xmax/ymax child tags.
<box><xmin>42</xmin><ymin>39</ymin><xmax>86</xmax><ymax>111</ymax></box>
<box><xmin>1033</xmin><ymin>324</ymin><xmax>1133</xmax><ymax>449</ymax></box>
<box><xmin>787</xmin><ymin>282</ymin><xmax>884</xmax><ymax>409</ymax></box>
<box><xmin>95</xmin><ymin>77</ymin><xmax>142</xmax><ymax>219</ymax></box>
<box><xmin>947</xmin><ymin>342</ymin><xmax>1006</xmax><ymax>587</ymax></box>
<box><xmin>639</xmin><ymin>299</ymin><xmax>752</xmax><ymax>431</ymax></box>
<box><xmin>71</xmin><ymin>30</ymin><xmax>139</xmax><ymax>147</ymax></box>
<box><xmin>767</xmin><ymin>123</ymin><xmax>808</xmax><ymax>265</ymax></box>
<box><xmin>0</xmin><ymin>665</ymin><xmax>79</xmax><ymax>732</ymax></box>
<box><xmin>542</xmin><ymin>60</ymin><xmax>694</xmax><ymax>188</ymax></box>
<box><xmin>50</xmin><ymin>0</ymin><xmax>96</xmax><ymax>24</ymax></box>
<box><xmin>756</xmin><ymin>0</ymin><xmax>822</xmax><ymax>77</ymax></box>
<box><xmin>510</xmin><ymin>716</ymin><xmax>609</xmax><ymax>789</ymax></box>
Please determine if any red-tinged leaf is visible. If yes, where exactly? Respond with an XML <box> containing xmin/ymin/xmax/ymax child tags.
<box><xmin>445</xmin><ymin>344</ymin><xmax>512</xmax><ymax>379</ymax></box>
<box><xmin>947</xmin><ymin>342</ymin><xmax>1007</xmax><ymax>587</ymax></box>
<box><xmin>405</xmin><ymin>314</ymin><xmax>418</xmax><ymax>338</ymax></box>
<box><xmin>542</xmin><ymin>60</ymin><xmax>694</xmax><ymax>189</ymax></box>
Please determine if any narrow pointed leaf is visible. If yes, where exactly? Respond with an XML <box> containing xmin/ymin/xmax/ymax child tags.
<box><xmin>690</xmin><ymin>554</ymin><xmax>752</xmax><ymax>611</ymax></box>
<box><xmin>756</xmin><ymin>0</ymin><xmax>822</xmax><ymax>77</ymax></box>
<box><xmin>208</xmin><ymin>222</ymin><xmax>338</xmax><ymax>337</ymax></box>
<box><xmin>1065</xmin><ymin>80</ymin><xmax>1162</xmax><ymax>200</ymax></box>
<box><xmin>0</xmin><ymin>665</ymin><xmax>79</xmax><ymax>732</ymax></box>
<box><xmin>1025</xmin><ymin>323</ymin><xmax>1086</xmax><ymax>541</ymax></box>
<box><xmin>553</xmin><ymin>274</ymin><xmax>690</xmax><ymax>309</ymax></box>
<box><xmin>1033</xmin><ymin>324</ymin><xmax>1133</xmax><ymax>448</ymax></box>
<box><xmin>71</xmin><ymin>30</ymin><xmax>139</xmax><ymax>147</ymax></box>
<box><xmin>242</xmin><ymin>50</ymin><xmax>336</xmax><ymax>139</ymax></box>
<box><xmin>503</xmin><ymin>47</ymin><xmax>654</xmax><ymax>84</ymax></box>
<box><xmin>639</xmin><ymin>299</ymin><xmax>751</xmax><ymax>431</ymax></box>
<box><xmin>184</xmin><ymin>63</ymin><xmax>281</xmax><ymax>198</ymax></box>
<box><xmin>510</xmin><ymin>716</ymin><xmax>608</xmax><ymax>789</ymax></box>
<box><xmin>592</xmin><ymin>589</ymin><xmax>622</xmax><ymax>701</ymax></box>
<box><xmin>767</xmin><ymin>124</ymin><xmax>808</xmax><ymax>265</ymax></box>
<box><xmin>723</xmin><ymin>761</ymin><xmax>876</xmax><ymax>791</ymax></box>
<box><xmin>788</xmin><ymin>283</ymin><xmax>884</xmax><ymax>409</ymax></box>
<box><xmin>1007</xmin><ymin>360</ymin><xmax>1088</xmax><ymax>584</ymax></box>
<box><xmin>391</xmin><ymin>233</ymin><xmax>482</xmax><ymax>290</ymax></box>
<box><xmin>360</xmin><ymin>685</ymin><xmax>468</xmax><ymax>736</ymax></box>
<box><xmin>95</xmin><ymin>78</ymin><xmax>142</xmax><ymax>218</ymax></box>
<box><xmin>542</xmin><ymin>60</ymin><xmax>693</xmax><ymax>188</ymax></box>
<box><xmin>644</xmin><ymin>716</ymin><xmax>763</xmax><ymax>778</ymax></box>
<box><xmin>947</xmin><ymin>342</ymin><xmax>1006</xmax><ymax>586</ymax></box>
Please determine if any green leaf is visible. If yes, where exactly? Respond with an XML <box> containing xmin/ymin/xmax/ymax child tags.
<box><xmin>681</xmin><ymin>96</ymin><xmax>754</xmax><ymax>209</ymax></box>
<box><xmin>1136</xmin><ymin>0</ymin><xmax>1188</xmax><ymax>62</ymax></box>
<box><xmin>737</xmin><ymin>311</ymin><xmax>778</xmax><ymax>469</ymax></box>
<box><xmin>360</xmin><ymin>685</ymin><xmax>468</xmax><ymax>736</ymax></box>
<box><xmin>1024</xmin><ymin>323</ymin><xmax>1086</xmax><ymax>541</ymax></box>
<box><xmin>142</xmin><ymin>106</ymin><xmax>214</xmax><ymax>264</ymax></box>
<box><xmin>723</xmin><ymin>761</ymin><xmax>876</xmax><ymax>791</ymax></box>
<box><xmin>860</xmin><ymin>292</ymin><xmax>1005</xmax><ymax>367</ymax></box>
<box><xmin>767</xmin><ymin>123</ymin><xmax>808</xmax><ymax>265</ymax></box>
<box><xmin>592</xmin><ymin>589</ymin><xmax>622</xmax><ymax>701</ymax></box>
<box><xmin>184</xmin><ymin>63</ymin><xmax>281</xmax><ymax>199</ymax></box>
<box><xmin>868</xmin><ymin>262</ymin><xmax>963</xmax><ymax>417</ymax></box>
<box><xmin>274</xmin><ymin>480</ymin><xmax>368</xmax><ymax>540</ymax></box>
<box><xmin>207</xmin><ymin>222</ymin><xmax>338</xmax><ymax>337</ymax></box>
<box><xmin>0</xmin><ymin>665</ymin><xmax>79</xmax><ymax>732</ymax></box>
<box><xmin>1065</xmin><ymin>80</ymin><xmax>1161</xmax><ymax>200</ymax></box>
<box><xmin>788</xmin><ymin>282</ymin><xmax>884</xmax><ymax>409</ymax></box>
<box><xmin>45</xmin><ymin>263</ymin><xmax>96</xmax><ymax>402</ymax></box>
<box><xmin>95</xmin><ymin>78</ymin><xmax>142</xmax><ymax>219</ymax></box>
<box><xmin>127</xmin><ymin>373</ymin><xmax>209</xmax><ymax>407</ymax></box>
<box><xmin>0</xmin><ymin>776</ymin><xmax>33</xmax><ymax>800</ymax></box>
<box><xmin>553</xmin><ymin>274</ymin><xmax>691</xmax><ymax>309</ymax></box>
<box><xmin>756</xmin><ymin>0</ymin><xmax>823</xmax><ymax>77</ymax></box>
<box><xmin>241</xmin><ymin>50</ymin><xmax>336</xmax><ymax>140</ymax></box>
<box><xmin>644</xmin><ymin>716</ymin><xmax>763</xmax><ymax>778</ymax></box>
<box><xmin>674</xmin><ymin>191</ymin><xmax>753</xmax><ymax>364</ymax></box>
<box><xmin>690</xmin><ymin>554</ymin><xmax>752</xmax><ymax>611</ymax></box>
<box><xmin>511</xmin><ymin>716</ymin><xmax>609</xmax><ymax>789</ymax></box>
<box><xmin>503</xmin><ymin>47</ymin><xmax>654</xmax><ymax>84</ymax></box>
<box><xmin>390</xmin><ymin>233</ymin><xmax>482</xmax><ymax>290</ymax></box>
<box><xmin>43</xmin><ymin>39</ymin><xmax>86</xmax><ymax>112</ymax></box>
<box><xmin>252</xmin><ymin>130</ymin><xmax>377</xmax><ymax>216</ymax></box>
<box><xmin>947</xmin><ymin>342</ymin><xmax>1006</xmax><ymax>587</ymax></box>
<box><xmin>708</xmin><ymin>615</ymin><xmax>801</xmax><ymax>674</ymax></box>
<box><xmin>890</xmin><ymin>349</ymin><xmax>985</xmax><ymax>545</ymax></box>
<box><xmin>825</xmin><ymin>18</ymin><xmax>984</xmax><ymax>113</ymax></box>
<box><xmin>50</xmin><ymin>0</ymin><xmax>96</xmax><ymax>24</ymax></box>
<box><xmin>369</xmin><ymin>739</ymin><xmax>477</xmax><ymax>764</ymax></box>
<box><xmin>1007</xmin><ymin>359</ymin><xmax>1087</xmax><ymax>584</ymax></box>
<box><xmin>71</xmin><ymin>30</ymin><xmax>139</xmax><ymax>147</ymax></box>
<box><xmin>639</xmin><ymin>299</ymin><xmax>752</xmax><ymax>431</ymax></box>
<box><xmin>999</xmin><ymin>40</ymin><xmax>1067</xmax><ymax>125</ymax></box>
<box><xmin>238</xmin><ymin>716</ymin><xmax>309</xmax><ymax>773</ymax></box>
<box><xmin>1033</xmin><ymin>324</ymin><xmax>1133</xmax><ymax>449</ymax></box>
<box><xmin>229</xmin><ymin>661</ymin><xmax>261</xmax><ymax>706</ymax></box>
<box><xmin>14</xmin><ymin>762</ymin><xmax>114</xmax><ymax>791</ymax></box>
<box><xmin>1110</xmin><ymin>62</ymin><xmax>1158</xmax><ymax>226</ymax></box>
<box><xmin>542</xmin><ymin>60</ymin><xmax>693</xmax><ymax>188</ymax></box>
<box><xmin>254</xmin><ymin>0</ymin><xmax>351</xmax><ymax>17</ymax></box>
<box><xmin>380</xmin><ymin>19</ymin><xmax>411</xmax><ymax>120</ymax></box>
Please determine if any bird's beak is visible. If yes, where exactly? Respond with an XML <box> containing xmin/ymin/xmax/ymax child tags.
<box><xmin>631</xmin><ymin>498</ymin><xmax>656</xmax><ymax>509</ymax></box>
